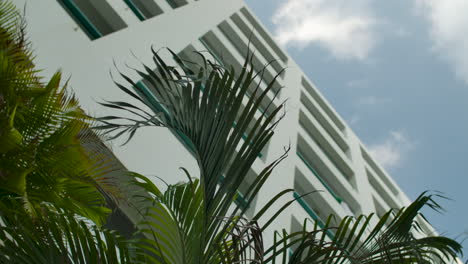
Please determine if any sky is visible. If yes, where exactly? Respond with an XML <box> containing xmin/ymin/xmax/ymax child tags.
<box><xmin>245</xmin><ymin>0</ymin><xmax>468</xmax><ymax>251</ymax></box>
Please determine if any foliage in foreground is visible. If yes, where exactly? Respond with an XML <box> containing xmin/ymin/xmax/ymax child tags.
<box><xmin>0</xmin><ymin>205</ymin><xmax>144</xmax><ymax>264</ymax></box>
<box><xmin>284</xmin><ymin>192</ymin><xmax>461</xmax><ymax>263</ymax></box>
<box><xmin>0</xmin><ymin>0</ymin><xmax>463</xmax><ymax>263</ymax></box>
<box><xmin>95</xmin><ymin>46</ymin><xmax>463</xmax><ymax>263</ymax></box>
<box><xmin>0</xmin><ymin>0</ymin><xmax>116</xmax><ymax>225</ymax></box>
<box><xmin>0</xmin><ymin>1</ymin><xmax>132</xmax><ymax>262</ymax></box>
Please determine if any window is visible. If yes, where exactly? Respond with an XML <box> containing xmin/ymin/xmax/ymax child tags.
<box><xmin>217</xmin><ymin>20</ymin><xmax>283</xmax><ymax>93</ymax></box>
<box><xmin>298</xmin><ymin>110</ymin><xmax>353</xmax><ymax>182</ymax></box>
<box><xmin>230</xmin><ymin>13</ymin><xmax>284</xmax><ymax>76</ymax></box>
<box><xmin>293</xmin><ymin>192</ymin><xmax>328</xmax><ymax>230</ymax></box>
<box><xmin>296</xmin><ymin>135</ymin><xmax>362</xmax><ymax>215</ymax></box>
<box><xmin>239</xmin><ymin>7</ymin><xmax>288</xmax><ymax>63</ymax></box>
<box><xmin>124</xmin><ymin>0</ymin><xmax>163</xmax><ymax>21</ymax></box>
<box><xmin>296</xmin><ymin>152</ymin><xmax>343</xmax><ymax>204</ymax></box>
<box><xmin>236</xmin><ymin>168</ymin><xmax>259</xmax><ymax>212</ymax></box>
<box><xmin>166</xmin><ymin>0</ymin><xmax>188</xmax><ymax>9</ymax></box>
<box><xmin>361</xmin><ymin>147</ymin><xmax>400</xmax><ymax>196</ymax></box>
<box><xmin>300</xmin><ymin>91</ymin><xmax>349</xmax><ymax>155</ymax></box>
<box><xmin>292</xmin><ymin>184</ymin><xmax>336</xmax><ymax>239</ymax></box>
<box><xmin>367</xmin><ymin>169</ymin><xmax>399</xmax><ymax>209</ymax></box>
<box><xmin>59</xmin><ymin>0</ymin><xmax>127</xmax><ymax>40</ymax></box>
<box><xmin>301</xmin><ymin>77</ymin><xmax>346</xmax><ymax>133</ymax></box>
<box><xmin>199</xmin><ymin>31</ymin><xmax>279</xmax><ymax>116</ymax></box>
<box><xmin>372</xmin><ymin>196</ymin><xmax>388</xmax><ymax>220</ymax></box>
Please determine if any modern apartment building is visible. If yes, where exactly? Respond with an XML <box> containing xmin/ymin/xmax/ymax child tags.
<box><xmin>12</xmin><ymin>0</ymin><xmax>439</xmax><ymax>251</ymax></box>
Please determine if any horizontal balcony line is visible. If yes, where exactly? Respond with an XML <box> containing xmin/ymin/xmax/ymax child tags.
<box><xmin>123</xmin><ymin>0</ymin><xmax>146</xmax><ymax>21</ymax></box>
<box><xmin>296</xmin><ymin>151</ymin><xmax>343</xmax><ymax>204</ymax></box>
<box><xmin>293</xmin><ymin>192</ymin><xmax>334</xmax><ymax>240</ymax></box>
<box><xmin>61</xmin><ymin>0</ymin><xmax>102</xmax><ymax>39</ymax></box>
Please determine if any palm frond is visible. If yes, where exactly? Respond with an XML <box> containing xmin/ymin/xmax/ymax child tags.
<box><xmin>276</xmin><ymin>192</ymin><xmax>462</xmax><ymax>264</ymax></box>
<box><xmin>98</xmin><ymin>47</ymin><xmax>288</xmax><ymax>263</ymax></box>
<box><xmin>0</xmin><ymin>1</ymin><xmax>120</xmax><ymax>226</ymax></box>
<box><xmin>0</xmin><ymin>204</ymin><xmax>147</xmax><ymax>264</ymax></box>
<box><xmin>96</xmin><ymin>42</ymin><xmax>463</xmax><ymax>264</ymax></box>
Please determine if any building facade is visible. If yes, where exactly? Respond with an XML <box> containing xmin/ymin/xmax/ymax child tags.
<box><xmin>12</xmin><ymin>0</ymin><xmax>437</xmax><ymax>251</ymax></box>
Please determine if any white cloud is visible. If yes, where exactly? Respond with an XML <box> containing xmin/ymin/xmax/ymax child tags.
<box><xmin>416</xmin><ymin>0</ymin><xmax>468</xmax><ymax>85</ymax></box>
<box><xmin>367</xmin><ymin>131</ymin><xmax>412</xmax><ymax>169</ymax></box>
<box><xmin>272</xmin><ymin>0</ymin><xmax>376</xmax><ymax>60</ymax></box>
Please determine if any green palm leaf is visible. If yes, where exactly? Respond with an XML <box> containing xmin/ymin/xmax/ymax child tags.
<box><xmin>0</xmin><ymin>204</ymin><xmax>146</xmax><ymax>264</ymax></box>
<box><xmin>273</xmin><ymin>192</ymin><xmax>462</xmax><ymax>264</ymax></box>
<box><xmin>98</xmin><ymin>47</ymin><xmax>288</xmax><ymax>263</ymax></box>
<box><xmin>0</xmin><ymin>0</ymin><xmax>120</xmax><ymax>226</ymax></box>
<box><xmin>97</xmin><ymin>38</ymin><xmax>463</xmax><ymax>264</ymax></box>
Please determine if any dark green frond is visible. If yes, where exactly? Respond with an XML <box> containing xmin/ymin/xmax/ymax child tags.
<box><xmin>98</xmin><ymin>47</ymin><xmax>288</xmax><ymax>263</ymax></box>
<box><xmin>0</xmin><ymin>1</ymin><xmax>119</xmax><ymax>226</ymax></box>
<box><xmin>280</xmin><ymin>192</ymin><xmax>462</xmax><ymax>264</ymax></box>
<box><xmin>0</xmin><ymin>205</ymin><xmax>146</xmax><ymax>264</ymax></box>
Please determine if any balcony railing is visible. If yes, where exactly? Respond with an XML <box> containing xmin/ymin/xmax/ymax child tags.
<box><xmin>123</xmin><ymin>0</ymin><xmax>146</xmax><ymax>21</ymax></box>
<box><xmin>61</xmin><ymin>0</ymin><xmax>102</xmax><ymax>39</ymax></box>
<box><xmin>296</xmin><ymin>151</ymin><xmax>343</xmax><ymax>204</ymax></box>
<box><xmin>293</xmin><ymin>192</ymin><xmax>334</xmax><ymax>239</ymax></box>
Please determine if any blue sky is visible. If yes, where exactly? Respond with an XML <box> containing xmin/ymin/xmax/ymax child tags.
<box><xmin>245</xmin><ymin>0</ymin><xmax>468</xmax><ymax>250</ymax></box>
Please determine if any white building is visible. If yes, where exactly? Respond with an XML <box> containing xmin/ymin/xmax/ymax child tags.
<box><xmin>13</xmin><ymin>0</ymin><xmax>439</xmax><ymax>254</ymax></box>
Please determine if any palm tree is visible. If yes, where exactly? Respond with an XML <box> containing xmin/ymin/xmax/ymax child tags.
<box><xmin>95</xmin><ymin>47</ymin><xmax>463</xmax><ymax>263</ymax></box>
<box><xmin>0</xmin><ymin>1</ymin><xmax>144</xmax><ymax>262</ymax></box>
<box><xmin>96</xmin><ymin>47</ymin><xmax>289</xmax><ymax>263</ymax></box>
<box><xmin>0</xmin><ymin>0</ymin><xmax>117</xmax><ymax>225</ymax></box>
